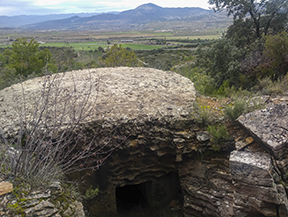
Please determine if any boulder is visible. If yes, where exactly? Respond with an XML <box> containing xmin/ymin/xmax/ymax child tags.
<box><xmin>230</xmin><ymin>150</ymin><xmax>288</xmax><ymax>216</ymax></box>
<box><xmin>0</xmin><ymin>67</ymin><xmax>196</xmax><ymax>138</ymax></box>
<box><xmin>237</xmin><ymin>103</ymin><xmax>288</xmax><ymax>160</ymax></box>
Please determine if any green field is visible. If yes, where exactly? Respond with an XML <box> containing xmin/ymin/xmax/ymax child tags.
<box><xmin>39</xmin><ymin>42</ymin><xmax>166</xmax><ymax>51</ymax></box>
<box><xmin>40</xmin><ymin>42</ymin><xmax>106</xmax><ymax>51</ymax></box>
<box><xmin>0</xmin><ymin>29</ymin><xmax>222</xmax><ymax>51</ymax></box>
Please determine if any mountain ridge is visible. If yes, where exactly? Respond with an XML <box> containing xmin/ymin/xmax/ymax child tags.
<box><xmin>0</xmin><ymin>3</ymin><xmax>231</xmax><ymax>31</ymax></box>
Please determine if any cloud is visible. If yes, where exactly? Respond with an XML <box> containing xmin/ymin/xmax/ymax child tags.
<box><xmin>0</xmin><ymin>0</ymin><xmax>63</xmax><ymax>16</ymax></box>
<box><xmin>0</xmin><ymin>0</ymin><xmax>210</xmax><ymax>16</ymax></box>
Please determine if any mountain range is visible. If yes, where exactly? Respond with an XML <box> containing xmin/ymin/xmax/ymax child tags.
<box><xmin>0</xmin><ymin>3</ymin><xmax>231</xmax><ymax>31</ymax></box>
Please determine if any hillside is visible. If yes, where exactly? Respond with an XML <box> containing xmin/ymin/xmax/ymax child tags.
<box><xmin>0</xmin><ymin>13</ymin><xmax>103</xmax><ymax>28</ymax></box>
<box><xmin>22</xmin><ymin>3</ymin><xmax>231</xmax><ymax>31</ymax></box>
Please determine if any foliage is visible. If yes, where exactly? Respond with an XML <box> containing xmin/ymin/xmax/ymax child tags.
<box><xmin>225</xmin><ymin>19</ymin><xmax>258</xmax><ymax>48</ymax></box>
<box><xmin>209</xmin><ymin>0</ymin><xmax>288</xmax><ymax>42</ymax></box>
<box><xmin>224</xmin><ymin>100</ymin><xmax>246</xmax><ymax>120</ymax></box>
<box><xmin>253</xmin><ymin>75</ymin><xmax>288</xmax><ymax>96</ymax></box>
<box><xmin>172</xmin><ymin>60</ymin><xmax>215</xmax><ymax>95</ymax></box>
<box><xmin>6</xmin><ymin>38</ymin><xmax>52</xmax><ymax>77</ymax></box>
<box><xmin>0</xmin><ymin>67</ymin><xmax>20</xmax><ymax>90</ymax></box>
<box><xmin>196</xmin><ymin>38</ymin><xmax>243</xmax><ymax>89</ymax></box>
<box><xmin>85</xmin><ymin>185</ymin><xmax>99</xmax><ymax>199</ymax></box>
<box><xmin>195</xmin><ymin>104</ymin><xmax>214</xmax><ymax>126</ymax></box>
<box><xmin>256</xmin><ymin>31</ymin><xmax>288</xmax><ymax>81</ymax></box>
<box><xmin>99</xmin><ymin>44</ymin><xmax>143</xmax><ymax>67</ymax></box>
<box><xmin>207</xmin><ymin>124</ymin><xmax>231</xmax><ymax>151</ymax></box>
<box><xmin>0</xmin><ymin>73</ymin><xmax>121</xmax><ymax>190</ymax></box>
<box><xmin>200</xmin><ymin>0</ymin><xmax>288</xmax><ymax>92</ymax></box>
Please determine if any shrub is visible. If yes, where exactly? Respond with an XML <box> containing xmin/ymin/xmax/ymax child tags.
<box><xmin>224</xmin><ymin>100</ymin><xmax>246</xmax><ymax>120</ymax></box>
<box><xmin>85</xmin><ymin>185</ymin><xmax>99</xmax><ymax>199</ymax></box>
<box><xmin>0</xmin><ymin>72</ymin><xmax>123</xmax><ymax>190</ymax></box>
<box><xmin>99</xmin><ymin>44</ymin><xmax>143</xmax><ymax>67</ymax></box>
<box><xmin>207</xmin><ymin>124</ymin><xmax>231</xmax><ymax>151</ymax></box>
<box><xmin>254</xmin><ymin>75</ymin><xmax>288</xmax><ymax>96</ymax></box>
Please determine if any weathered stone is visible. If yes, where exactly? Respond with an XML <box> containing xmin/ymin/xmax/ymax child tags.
<box><xmin>24</xmin><ymin>201</ymin><xmax>57</xmax><ymax>217</ymax></box>
<box><xmin>26</xmin><ymin>190</ymin><xmax>51</xmax><ymax>199</ymax></box>
<box><xmin>0</xmin><ymin>181</ymin><xmax>13</xmax><ymax>196</ymax></box>
<box><xmin>69</xmin><ymin>201</ymin><xmax>85</xmax><ymax>217</ymax></box>
<box><xmin>179</xmin><ymin>157</ymin><xmax>235</xmax><ymax>217</ymax></box>
<box><xmin>0</xmin><ymin>67</ymin><xmax>196</xmax><ymax>139</ymax></box>
<box><xmin>49</xmin><ymin>181</ymin><xmax>63</xmax><ymax>195</ymax></box>
<box><xmin>2</xmin><ymin>67</ymin><xmax>288</xmax><ymax>217</ymax></box>
<box><xmin>196</xmin><ymin>131</ymin><xmax>210</xmax><ymax>142</ymax></box>
<box><xmin>235</xmin><ymin>140</ymin><xmax>248</xmax><ymax>150</ymax></box>
<box><xmin>230</xmin><ymin>150</ymin><xmax>288</xmax><ymax>216</ymax></box>
<box><xmin>237</xmin><ymin>103</ymin><xmax>288</xmax><ymax>160</ymax></box>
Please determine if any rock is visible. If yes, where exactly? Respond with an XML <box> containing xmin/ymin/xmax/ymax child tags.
<box><xmin>235</xmin><ymin>140</ymin><xmax>248</xmax><ymax>150</ymax></box>
<box><xmin>24</xmin><ymin>201</ymin><xmax>57</xmax><ymax>217</ymax></box>
<box><xmin>3</xmin><ymin>67</ymin><xmax>288</xmax><ymax>217</ymax></box>
<box><xmin>0</xmin><ymin>181</ymin><xmax>13</xmax><ymax>196</ymax></box>
<box><xmin>230</xmin><ymin>150</ymin><xmax>288</xmax><ymax>216</ymax></box>
<box><xmin>235</xmin><ymin>136</ymin><xmax>256</xmax><ymax>150</ymax></box>
<box><xmin>26</xmin><ymin>190</ymin><xmax>51</xmax><ymax>199</ymax></box>
<box><xmin>65</xmin><ymin>201</ymin><xmax>85</xmax><ymax>217</ymax></box>
<box><xmin>0</xmin><ymin>67</ymin><xmax>196</xmax><ymax>139</ymax></box>
<box><xmin>237</xmin><ymin>103</ymin><xmax>288</xmax><ymax>160</ymax></box>
<box><xmin>0</xmin><ymin>67</ymin><xmax>196</xmax><ymax>217</ymax></box>
<box><xmin>196</xmin><ymin>131</ymin><xmax>210</xmax><ymax>142</ymax></box>
<box><xmin>49</xmin><ymin>181</ymin><xmax>63</xmax><ymax>195</ymax></box>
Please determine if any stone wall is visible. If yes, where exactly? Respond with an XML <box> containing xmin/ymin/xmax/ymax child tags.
<box><xmin>1</xmin><ymin>67</ymin><xmax>288</xmax><ymax>217</ymax></box>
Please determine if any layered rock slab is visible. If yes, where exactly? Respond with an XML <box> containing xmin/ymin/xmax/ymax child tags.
<box><xmin>237</xmin><ymin>103</ymin><xmax>288</xmax><ymax>160</ymax></box>
<box><xmin>0</xmin><ymin>67</ymin><xmax>196</xmax><ymax>216</ymax></box>
<box><xmin>230</xmin><ymin>150</ymin><xmax>288</xmax><ymax>217</ymax></box>
<box><xmin>0</xmin><ymin>67</ymin><xmax>196</xmax><ymax>138</ymax></box>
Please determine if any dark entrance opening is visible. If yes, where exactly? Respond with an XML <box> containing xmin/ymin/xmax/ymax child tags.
<box><xmin>116</xmin><ymin>182</ymin><xmax>150</xmax><ymax>215</ymax></box>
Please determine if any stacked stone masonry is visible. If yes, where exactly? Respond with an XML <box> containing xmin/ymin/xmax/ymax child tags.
<box><xmin>1</xmin><ymin>67</ymin><xmax>288</xmax><ymax>216</ymax></box>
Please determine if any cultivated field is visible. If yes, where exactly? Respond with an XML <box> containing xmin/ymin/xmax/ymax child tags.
<box><xmin>0</xmin><ymin>29</ymin><xmax>223</xmax><ymax>50</ymax></box>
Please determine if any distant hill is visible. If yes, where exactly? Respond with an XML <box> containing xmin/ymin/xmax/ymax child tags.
<box><xmin>0</xmin><ymin>13</ymin><xmax>114</xmax><ymax>28</ymax></box>
<box><xmin>1</xmin><ymin>3</ymin><xmax>232</xmax><ymax>31</ymax></box>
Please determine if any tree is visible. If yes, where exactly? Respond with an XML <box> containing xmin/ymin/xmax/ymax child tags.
<box><xmin>256</xmin><ymin>31</ymin><xmax>288</xmax><ymax>80</ymax></box>
<box><xmin>0</xmin><ymin>53</ymin><xmax>5</xmax><ymax>67</ymax></box>
<box><xmin>209</xmin><ymin>0</ymin><xmax>288</xmax><ymax>45</ymax></box>
<box><xmin>196</xmin><ymin>38</ymin><xmax>244</xmax><ymax>88</ymax></box>
<box><xmin>6</xmin><ymin>38</ymin><xmax>52</xmax><ymax>77</ymax></box>
<box><xmin>99</xmin><ymin>44</ymin><xmax>143</xmax><ymax>67</ymax></box>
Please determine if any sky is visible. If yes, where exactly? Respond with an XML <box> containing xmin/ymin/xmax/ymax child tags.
<box><xmin>0</xmin><ymin>0</ymin><xmax>211</xmax><ymax>16</ymax></box>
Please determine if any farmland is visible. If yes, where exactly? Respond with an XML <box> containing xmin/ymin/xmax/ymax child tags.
<box><xmin>0</xmin><ymin>29</ymin><xmax>222</xmax><ymax>51</ymax></box>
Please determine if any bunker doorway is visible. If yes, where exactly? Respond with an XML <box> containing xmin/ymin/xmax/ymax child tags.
<box><xmin>116</xmin><ymin>181</ymin><xmax>151</xmax><ymax>215</ymax></box>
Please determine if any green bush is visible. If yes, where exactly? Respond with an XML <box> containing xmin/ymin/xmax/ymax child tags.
<box><xmin>207</xmin><ymin>124</ymin><xmax>231</xmax><ymax>151</ymax></box>
<box><xmin>85</xmin><ymin>185</ymin><xmax>99</xmax><ymax>199</ymax></box>
<box><xmin>195</xmin><ymin>104</ymin><xmax>213</xmax><ymax>126</ymax></box>
<box><xmin>253</xmin><ymin>76</ymin><xmax>288</xmax><ymax>96</ymax></box>
<box><xmin>224</xmin><ymin>100</ymin><xmax>246</xmax><ymax>120</ymax></box>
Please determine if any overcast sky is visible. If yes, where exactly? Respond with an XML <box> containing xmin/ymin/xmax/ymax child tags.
<box><xmin>0</xmin><ymin>0</ymin><xmax>211</xmax><ymax>16</ymax></box>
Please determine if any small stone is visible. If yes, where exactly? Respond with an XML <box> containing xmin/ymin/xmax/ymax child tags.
<box><xmin>176</xmin><ymin>154</ymin><xmax>182</xmax><ymax>162</ymax></box>
<box><xmin>49</xmin><ymin>182</ymin><xmax>63</xmax><ymax>195</ymax></box>
<box><xmin>25</xmin><ymin>201</ymin><xmax>57</xmax><ymax>217</ymax></box>
<box><xmin>235</xmin><ymin>141</ymin><xmax>248</xmax><ymax>150</ymax></box>
<box><xmin>129</xmin><ymin>140</ymin><xmax>138</xmax><ymax>147</ymax></box>
<box><xmin>0</xmin><ymin>181</ymin><xmax>13</xmax><ymax>196</ymax></box>
<box><xmin>173</xmin><ymin>137</ymin><xmax>185</xmax><ymax>143</ymax></box>
<box><xmin>150</xmin><ymin>145</ymin><xmax>159</xmax><ymax>151</ymax></box>
<box><xmin>63</xmin><ymin>207</ymin><xmax>73</xmax><ymax>217</ymax></box>
<box><xmin>196</xmin><ymin>131</ymin><xmax>210</xmax><ymax>142</ymax></box>
<box><xmin>244</xmin><ymin>136</ymin><xmax>254</xmax><ymax>144</ymax></box>
<box><xmin>26</xmin><ymin>190</ymin><xmax>51</xmax><ymax>199</ymax></box>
